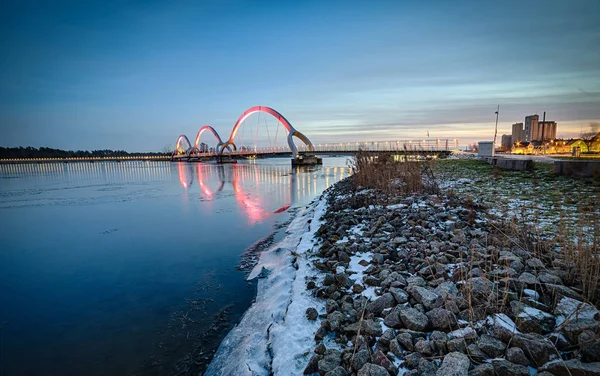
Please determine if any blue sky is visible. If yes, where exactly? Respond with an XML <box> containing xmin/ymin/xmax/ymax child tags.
<box><xmin>1</xmin><ymin>0</ymin><xmax>599</xmax><ymax>151</ymax></box>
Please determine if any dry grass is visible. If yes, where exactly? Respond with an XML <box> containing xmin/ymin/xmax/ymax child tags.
<box><xmin>347</xmin><ymin>149</ymin><xmax>437</xmax><ymax>196</ymax></box>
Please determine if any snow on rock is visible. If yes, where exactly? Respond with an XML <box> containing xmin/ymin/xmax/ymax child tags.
<box><xmin>205</xmin><ymin>195</ymin><xmax>329</xmax><ymax>376</ymax></box>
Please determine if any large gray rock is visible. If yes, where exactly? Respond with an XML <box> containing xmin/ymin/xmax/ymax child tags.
<box><xmin>357</xmin><ymin>363</ymin><xmax>390</xmax><ymax>376</ymax></box>
<box><xmin>407</xmin><ymin>285</ymin><xmax>443</xmax><ymax>310</ymax></box>
<box><xmin>414</xmin><ymin>339</ymin><xmax>433</xmax><ymax>356</ymax></box>
<box><xmin>510</xmin><ymin>301</ymin><xmax>556</xmax><ymax>334</ymax></box>
<box><xmin>468</xmin><ymin>363</ymin><xmax>494</xmax><ymax>376</ymax></box>
<box><xmin>538</xmin><ymin>359</ymin><xmax>600</xmax><ymax>376</ymax></box>
<box><xmin>328</xmin><ymin>311</ymin><xmax>345</xmax><ymax>332</ymax></box>
<box><xmin>367</xmin><ymin>293</ymin><xmax>395</xmax><ymax>316</ymax></box>
<box><xmin>343</xmin><ymin>319</ymin><xmax>383</xmax><ymax>337</ymax></box>
<box><xmin>517</xmin><ymin>272</ymin><xmax>539</xmax><ymax>285</ymax></box>
<box><xmin>464</xmin><ymin>277</ymin><xmax>493</xmax><ymax>296</ymax></box>
<box><xmin>436</xmin><ymin>352</ymin><xmax>470</xmax><ymax>376</ymax></box>
<box><xmin>434</xmin><ymin>281</ymin><xmax>459</xmax><ymax>299</ymax></box>
<box><xmin>506</xmin><ymin>347</ymin><xmax>529</xmax><ymax>366</ymax></box>
<box><xmin>389</xmin><ymin>287</ymin><xmax>409</xmax><ymax>304</ymax></box>
<box><xmin>554</xmin><ymin>296</ymin><xmax>599</xmax><ymax>320</ymax></box>
<box><xmin>491</xmin><ymin>313</ymin><xmax>519</xmax><ymax>342</ymax></box>
<box><xmin>491</xmin><ymin>359</ymin><xmax>530</xmax><ymax>376</ymax></box>
<box><xmin>477</xmin><ymin>334</ymin><xmax>506</xmax><ymax>358</ymax></box>
<box><xmin>318</xmin><ymin>349</ymin><xmax>342</xmax><ymax>374</ymax></box>
<box><xmin>427</xmin><ymin>308</ymin><xmax>458</xmax><ymax>330</ymax></box>
<box><xmin>325</xmin><ymin>366</ymin><xmax>348</xmax><ymax>376</ymax></box>
<box><xmin>538</xmin><ymin>271</ymin><xmax>562</xmax><ymax>284</ymax></box>
<box><xmin>384</xmin><ymin>306</ymin><xmax>403</xmax><ymax>328</ymax></box>
<box><xmin>352</xmin><ymin>349</ymin><xmax>371</xmax><ymax>371</ymax></box>
<box><xmin>511</xmin><ymin>332</ymin><xmax>557</xmax><ymax>365</ymax></box>
<box><xmin>399</xmin><ymin>307</ymin><xmax>429</xmax><ymax>331</ymax></box>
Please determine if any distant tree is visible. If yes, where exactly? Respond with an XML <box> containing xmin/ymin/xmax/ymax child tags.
<box><xmin>580</xmin><ymin>122</ymin><xmax>600</xmax><ymax>152</ymax></box>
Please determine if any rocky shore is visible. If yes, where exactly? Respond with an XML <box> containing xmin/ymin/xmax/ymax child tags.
<box><xmin>301</xmin><ymin>177</ymin><xmax>600</xmax><ymax>376</ymax></box>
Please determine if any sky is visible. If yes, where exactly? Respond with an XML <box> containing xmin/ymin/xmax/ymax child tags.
<box><xmin>1</xmin><ymin>0</ymin><xmax>599</xmax><ymax>151</ymax></box>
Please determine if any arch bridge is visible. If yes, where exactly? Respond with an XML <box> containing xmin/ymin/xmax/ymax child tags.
<box><xmin>171</xmin><ymin>106</ymin><xmax>320</xmax><ymax>165</ymax></box>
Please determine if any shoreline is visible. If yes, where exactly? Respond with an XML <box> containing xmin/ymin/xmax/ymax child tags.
<box><xmin>204</xmin><ymin>158</ymin><xmax>600</xmax><ymax>375</ymax></box>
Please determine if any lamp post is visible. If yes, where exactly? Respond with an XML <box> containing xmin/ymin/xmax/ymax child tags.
<box><xmin>493</xmin><ymin>105</ymin><xmax>499</xmax><ymax>156</ymax></box>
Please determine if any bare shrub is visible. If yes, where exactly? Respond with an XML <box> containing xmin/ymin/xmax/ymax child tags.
<box><xmin>347</xmin><ymin>149</ymin><xmax>437</xmax><ymax>196</ymax></box>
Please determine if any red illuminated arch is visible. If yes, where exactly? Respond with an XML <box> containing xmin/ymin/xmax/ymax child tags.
<box><xmin>189</xmin><ymin>126</ymin><xmax>226</xmax><ymax>155</ymax></box>
<box><xmin>219</xmin><ymin>106</ymin><xmax>315</xmax><ymax>156</ymax></box>
<box><xmin>173</xmin><ymin>134</ymin><xmax>192</xmax><ymax>157</ymax></box>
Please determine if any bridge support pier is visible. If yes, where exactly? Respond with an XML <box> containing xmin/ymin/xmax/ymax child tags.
<box><xmin>292</xmin><ymin>154</ymin><xmax>322</xmax><ymax>166</ymax></box>
<box><xmin>216</xmin><ymin>155</ymin><xmax>237</xmax><ymax>164</ymax></box>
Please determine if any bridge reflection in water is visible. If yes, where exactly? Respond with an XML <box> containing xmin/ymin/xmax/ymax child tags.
<box><xmin>176</xmin><ymin>162</ymin><xmax>348</xmax><ymax>224</ymax></box>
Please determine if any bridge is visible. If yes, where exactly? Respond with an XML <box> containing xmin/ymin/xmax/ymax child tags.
<box><xmin>171</xmin><ymin>106</ymin><xmax>459</xmax><ymax>165</ymax></box>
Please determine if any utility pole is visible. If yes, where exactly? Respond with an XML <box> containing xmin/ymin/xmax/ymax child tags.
<box><xmin>541</xmin><ymin>111</ymin><xmax>546</xmax><ymax>154</ymax></box>
<box><xmin>493</xmin><ymin>105</ymin><xmax>499</xmax><ymax>156</ymax></box>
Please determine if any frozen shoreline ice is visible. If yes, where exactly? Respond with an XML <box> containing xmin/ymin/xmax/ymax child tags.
<box><xmin>205</xmin><ymin>194</ymin><xmax>328</xmax><ymax>375</ymax></box>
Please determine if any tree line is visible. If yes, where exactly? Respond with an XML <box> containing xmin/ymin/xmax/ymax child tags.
<box><xmin>0</xmin><ymin>146</ymin><xmax>169</xmax><ymax>159</ymax></box>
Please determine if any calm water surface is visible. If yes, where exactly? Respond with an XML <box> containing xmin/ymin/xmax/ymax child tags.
<box><xmin>0</xmin><ymin>157</ymin><xmax>349</xmax><ymax>376</ymax></box>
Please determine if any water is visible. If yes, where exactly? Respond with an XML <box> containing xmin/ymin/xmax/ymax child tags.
<box><xmin>0</xmin><ymin>157</ymin><xmax>350</xmax><ymax>376</ymax></box>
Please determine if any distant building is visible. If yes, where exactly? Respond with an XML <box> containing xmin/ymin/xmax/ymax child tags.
<box><xmin>524</xmin><ymin>115</ymin><xmax>539</xmax><ymax>142</ymax></box>
<box><xmin>512</xmin><ymin>141</ymin><xmax>534</xmax><ymax>155</ymax></box>
<box><xmin>524</xmin><ymin>114</ymin><xmax>557</xmax><ymax>142</ymax></box>
<box><xmin>538</xmin><ymin>121</ymin><xmax>557</xmax><ymax>141</ymax></box>
<box><xmin>501</xmin><ymin>134</ymin><xmax>512</xmax><ymax>151</ymax></box>
<box><xmin>511</xmin><ymin>122</ymin><xmax>525</xmax><ymax>143</ymax></box>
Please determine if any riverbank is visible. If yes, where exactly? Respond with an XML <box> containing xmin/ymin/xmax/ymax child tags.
<box><xmin>205</xmin><ymin>158</ymin><xmax>600</xmax><ymax>375</ymax></box>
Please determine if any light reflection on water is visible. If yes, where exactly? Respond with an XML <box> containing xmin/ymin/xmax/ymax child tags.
<box><xmin>0</xmin><ymin>157</ymin><xmax>349</xmax><ymax>376</ymax></box>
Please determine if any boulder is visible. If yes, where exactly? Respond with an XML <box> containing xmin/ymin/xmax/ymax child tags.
<box><xmin>399</xmin><ymin>307</ymin><xmax>429</xmax><ymax>331</ymax></box>
<box><xmin>506</xmin><ymin>347</ymin><xmax>529</xmax><ymax>366</ymax></box>
<box><xmin>306</xmin><ymin>307</ymin><xmax>318</xmax><ymax>321</ymax></box>
<box><xmin>468</xmin><ymin>363</ymin><xmax>494</xmax><ymax>376</ymax></box>
<box><xmin>538</xmin><ymin>359</ymin><xmax>600</xmax><ymax>376</ymax></box>
<box><xmin>352</xmin><ymin>349</ymin><xmax>371</xmax><ymax>371</ymax></box>
<box><xmin>436</xmin><ymin>352</ymin><xmax>470</xmax><ymax>376</ymax></box>
<box><xmin>427</xmin><ymin>308</ymin><xmax>458</xmax><ymax>330</ymax></box>
<box><xmin>510</xmin><ymin>301</ymin><xmax>556</xmax><ymax>334</ymax></box>
<box><xmin>367</xmin><ymin>293</ymin><xmax>395</xmax><ymax>316</ymax></box>
<box><xmin>318</xmin><ymin>349</ymin><xmax>342</xmax><ymax>374</ymax></box>
<box><xmin>491</xmin><ymin>313</ymin><xmax>519</xmax><ymax>342</ymax></box>
<box><xmin>357</xmin><ymin>363</ymin><xmax>391</xmax><ymax>376</ymax></box>
<box><xmin>407</xmin><ymin>285</ymin><xmax>443</xmax><ymax>310</ymax></box>
<box><xmin>325</xmin><ymin>366</ymin><xmax>348</xmax><ymax>376</ymax></box>
<box><xmin>389</xmin><ymin>287</ymin><xmax>409</xmax><ymax>304</ymax></box>
<box><xmin>477</xmin><ymin>334</ymin><xmax>506</xmax><ymax>358</ymax></box>
<box><xmin>511</xmin><ymin>332</ymin><xmax>557</xmax><ymax>365</ymax></box>
<box><xmin>490</xmin><ymin>359</ymin><xmax>530</xmax><ymax>376</ymax></box>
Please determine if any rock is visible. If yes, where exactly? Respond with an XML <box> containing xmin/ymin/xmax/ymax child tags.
<box><xmin>372</xmin><ymin>350</ymin><xmax>396</xmax><ymax>375</ymax></box>
<box><xmin>304</xmin><ymin>354</ymin><xmax>321</xmax><ymax>374</ymax></box>
<box><xmin>447</xmin><ymin>338</ymin><xmax>467</xmax><ymax>353</ymax></box>
<box><xmin>325</xmin><ymin>366</ymin><xmax>348</xmax><ymax>376</ymax></box>
<box><xmin>306</xmin><ymin>307</ymin><xmax>319</xmax><ymax>321</ymax></box>
<box><xmin>435</xmin><ymin>282</ymin><xmax>459</xmax><ymax>299</ymax></box>
<box><xmin>364</xmin><ymin>276</ymin><xmax>382</xmax><ymax>286</ymax></box>
<box><xmin>399</xmin><ymin>307</ymin><xmax>429</xmax><ymax>331</ymax></box>
<box><xmin>491</xmin><ymin>359</ymin><xmax>530</xmax><ymax>376</ymax></box>
<box><xmin>328</xmin><ymin>311</ymin><xmax>345</xmax><ymax>331</ymax></box>
<box><xmin>554</xmin><ymin>296</ymin><xmax>599</xmax><ymax>320</ymax></box>
<box><xmin>389</xmin><ymin>287</ymin><xmax>409</xmax><ymax>304</ymax></box>
<box><xmin>318</xmin><ymin>349</ymin><xmax>342</xmax><ymax>374</ymax></box>
<box><xmin>352</xmin><ymin>349</ymin><xmax>371</xmax><ymax>371</ymax></box>
<box><xmin>379</xmin><ymin>329</ymin><xmax>396</xmax><ymax>347</ymax></box>
<box><xmin>580</xmin><ymin>332</ymin><xmax>600</xmax><ymax>362</ymax></box>
<box><xmin>397</xmin><ymin>332</ymin><xmax>414</xmax><ymax>352</ymax></box>
<box><xmin>431</xmin><ymin>330</ymin><xmax>449</xmax><ymax>354</ymax></box>
<box><xmin>367</xmin><ymin>293</ymin><xmax>395</xmax><ymax>316</ymax></box>
<box><xmin>419</xmin><ymin>359</ymin><xmax>438</xmax><ymax>376</ymax></box>
<box><xmin>545</xmin><ymin>284</ymin><xmax>583</xmax><ymax>300</ymax></box>
<box><xmin>506</xmin><ymin>347</ymin><xmax>529</xmax><ymax>366</ymax></box>
<box><xmin>326</xmin><ymin>299</ymin><xmax>340</xmax><ymax>313</ymax></box>
<box><xmin>511</xmin><ymin>332</ymin><xmax>557</xmax><ymax>365</ymax></box>
<box><xmin>436</xmin><ymin>352</ymin><xmax>470</xmax><ymax>376</ymax></box>
<box><xmin>538</xmin><ymin>271</ymin><xmax>562</xmax><ymax>284</ymax></box>
<box><xmin>353</xmin><ymin>284</ymin><xmax>365</xmax><ymax>293</ymax></box>
<box><xmin>511</xmin><ymin>301</ymin><xmax>556</xmax><ymax>334</ymax></box>
<box><xmin>407</xmin><ymin>285</ymin><xmax>443</xmax><ymax>310</ymax></box>
<box><xmin>477</xmin><ymin>334</ymin><xmax>506</xmax><ymax>358</ymax></box>
<box><xmin>389</xmin><ymin>339</ymin><xmax>403</xmax><ymax>357</ymax></box>
<box><xmin>384</xmin><ymin>307</ymin><xmax>403</xmax><ymax>328</ymax></box>
<box><xmin>315</xmin><ymin>343</ymin><xmax>326</xmax><ymax>355</ymax></box>
<box><xmin>491</xmin><ymin>313</ymin><xmax>519</xmax><ymax>342</ymax></box>
<box><xmin>468</xmin><ymin>363</ymin><xmax>495</xmax><ymax>376</ymax></box>
<box><xmin>464</xmin><ymin>277</ymin><xmax>493</xmax><ymax>296</ymax></box>
<box><xmin>466</xmin><ymin>344</ymin><xmax>486</xmax><ymax>363</ymax></box>
<box><xmin>315</xmin><ymin>326</ymin><xmax>327</xmax><ymax>341</ymax></box>
<box><xmin>538</xmin><ymin>359</ymin><xmax>600</xmax><ymax>376</ymax></box>
<box><xmin>414</xmin><ymin>339</ymin><xmax>433</xmax><ymax>356</ymax></box>
<box><xmin>561</xmin><ymin>319</ymin><xmax>600</xmax><ymax>343</ymax></box>
<box><xmin>357</xmin><ymin>363</ymin><xmax>390</xmax><ymax>376</ymax></box>
<box><xmin>427</xmin><ymin>308</ymin><xmax>458</xmax><ymax>330</ymax></box>
<box><xmin>343</xmin><ymin>319</ymin><xmax>383</xmax><ymax>337</ymax></box>
<box><xmin>526</xmin><ymin>258</ymin><xmax>545</xmax><ymax>269</ymax></box>
<box><xmin>517</xmin><ymin>272</ymin><xmax>539</xmax><ymax>285</ymax></box>
<box><xmin>335</xmin><ymin>273</ymin><xmax>352</xmax><ymax>288</ymax></box>
<box><xmin>448</xmin><ymin>327</ymin><xmax>477</xmax><ymax>341</ymax></box>
<box><xmin>407</xmin><ymin>276</ymin><xmax>427</xmax><ymax>287</ymax></box>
